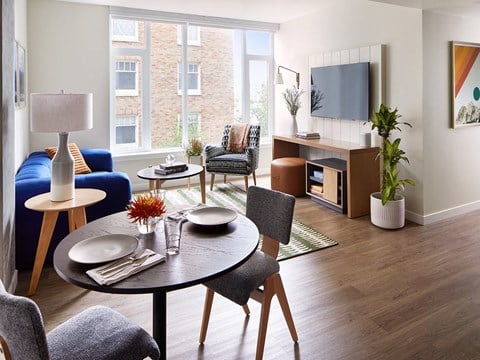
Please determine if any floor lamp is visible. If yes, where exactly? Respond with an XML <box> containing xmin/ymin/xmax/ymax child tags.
<box><xmin>30</xmin><ymin>92</ymin><xmax>93</xmax><ymax>202</ymax></box>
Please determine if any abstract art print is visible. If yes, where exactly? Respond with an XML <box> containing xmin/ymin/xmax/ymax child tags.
<box><xmin>451</xmin><ymin>41</ymin><xmax>480</xmax><ymax>128</ymax></box>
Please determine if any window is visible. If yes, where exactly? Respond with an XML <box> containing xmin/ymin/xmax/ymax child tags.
<box><xmin>115</xmin><ymin>115</ymin><xmax>138</xmax><ymax>146</ymax></box>
<box><xmin>112</xmin><ymin>19</ymin><xmax>138</xmax><ymax>42</ymax></box>
<box><xmin>177</xmin><ymin>25</ymin><xmax>200</xmax><ymax>46</ymax></box>
<box><xmin>115</xmin><ymin>61</ymin><xmax>138</xmax><ymax>96</ymax></box>
<box><xmin>178</xmin><ymin>63</ymin><xmax>200</xmax><ymax>95</ymax></box>
<box><xmin>110</xmin><ymin>15</ymin><xmax>274</xmax><ymax>154</ymax></box>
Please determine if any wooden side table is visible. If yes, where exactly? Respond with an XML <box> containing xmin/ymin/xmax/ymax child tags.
<box><xmin>25</xmin><ymin>188</ymin><xmax>106</xmax><ymax>296</ymax></box>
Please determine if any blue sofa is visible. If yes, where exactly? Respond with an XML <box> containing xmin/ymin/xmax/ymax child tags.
<box><xmin>15</xmin><ymin>149</ymin><xmax>132</xmax><ymax>270</ymax></box>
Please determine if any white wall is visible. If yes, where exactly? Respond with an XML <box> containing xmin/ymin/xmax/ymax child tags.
<box><xmin>275</xmin><ymin>0</ymin><xmax>424</xmax><ymax>217</ymax></box>
<box><xmin>28</xmin><ymin>0</ymin><xmax>110</xmax><ymax>151</ymax></box>
<box><xmin>422</xmin><ymin>10</ymin><xmax>480</xmax><ymax>223</ymax></box>
<box><xmin>15</xmin><ymin>0</ymin><xmax>28</xmax><ymax>170</ymax></box>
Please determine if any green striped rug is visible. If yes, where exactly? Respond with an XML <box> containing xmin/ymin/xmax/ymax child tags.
<box><xmin>164</xmin><ymin>183</ymin><xmax>338</xmax><ymax>260</ymax></box>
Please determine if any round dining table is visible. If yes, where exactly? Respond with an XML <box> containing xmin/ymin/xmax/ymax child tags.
<box><xmin>53</xmin><ymin>210</ymin><xmax>259</xmax><ymax>360</ymax></box>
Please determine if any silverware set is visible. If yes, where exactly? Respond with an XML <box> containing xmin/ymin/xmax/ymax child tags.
<box><xmin>97</xmin><ymin>252</ymin><xmax>154</xmax><ymax>278</ymax></box>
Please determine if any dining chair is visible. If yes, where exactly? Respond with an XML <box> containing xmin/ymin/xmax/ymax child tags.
<box><xmin>199</xmin><ymin>186</ymin><xmax>298</xmax><ymax>359</ymax></box>
<box><xmin>204</xmin><ymin>124</ymin><xmax>261</xmax><ymax>191</ymax></box>
<box><xmin>0</xmin><ymin>280</ymin><xmax>160</xmax><ymax>360</ymax></box>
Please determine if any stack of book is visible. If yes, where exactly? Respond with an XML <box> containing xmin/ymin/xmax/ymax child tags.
<box><xmin>296</xmin><ymin>132</ymin><xmax>320</xmax><ymax>139</ymax></box>
<box><xmin>154</xmin><ymin>162</ymin><xmax>188</xmax><ymax>175</ymax></box>
<box><xmin>309</xmin><ymin>184</ymin><xmax>324</xmax><ymax>197</ymax></box>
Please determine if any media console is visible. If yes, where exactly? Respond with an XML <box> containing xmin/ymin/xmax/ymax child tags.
<box><xmin>272</xmin><ymin>135</ymin><xmax>380</xmax><ymax>218</ymax></box>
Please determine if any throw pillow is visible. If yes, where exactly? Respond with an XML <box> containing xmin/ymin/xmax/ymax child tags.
<box><xmin>45</xmin><ymin>143</ymin><xmax>92</xmax><ymax>174</ymax></box>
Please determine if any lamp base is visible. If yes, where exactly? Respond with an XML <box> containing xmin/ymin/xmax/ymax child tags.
<box><xmin>50</xmin><ymin>132</ymin><xmax>75</xmax><ymax>202</ymax></box>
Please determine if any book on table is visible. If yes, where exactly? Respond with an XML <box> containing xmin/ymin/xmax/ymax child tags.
<box><xmin>296</xmin><ymin>132</ymin><xmax>320</xmax><ymax>139</ymax></box>
<box><xmin>154</xmin><ymin>162</ymin><xmax>188</xmax><ymax>175</ymax></box>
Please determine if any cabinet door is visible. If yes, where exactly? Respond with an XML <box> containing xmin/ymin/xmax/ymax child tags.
<box><xmin>323</xmin><ymin>168</ymin><xmax>338</xmax><ymax>203</ymax></box>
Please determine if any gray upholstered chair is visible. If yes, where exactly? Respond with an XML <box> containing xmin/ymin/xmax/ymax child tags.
<box><xmin>199</xmin><ymin>186</ymin><xmax>298</xmax><ymax>360</ymax></box>
<box><xmin>204</xmin><ymin>124</ymin><xmax>261</xmax><ymax>190</ymax></box>
<box><xmin>0</xmin><ymin>280</ymin><xmax>160</xmax><ymax>360</ymax></box>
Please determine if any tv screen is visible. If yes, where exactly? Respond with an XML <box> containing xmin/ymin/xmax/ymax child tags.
<box><xmin>310</xmin><ymin>62</ymin><xmax>370</xmax><ymax>121</ymax></box>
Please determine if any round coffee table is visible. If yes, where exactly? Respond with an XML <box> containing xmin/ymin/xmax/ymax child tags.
<box><xmin>137</xmin><ymin>163</ymin><xmax>206</xmax><ymax>203</ymax></box>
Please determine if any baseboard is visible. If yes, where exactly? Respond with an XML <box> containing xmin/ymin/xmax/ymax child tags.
<box><xmin>406</xmin><ymin>199</ymin><xmax>480</xmax><ymax>226</ymax></box>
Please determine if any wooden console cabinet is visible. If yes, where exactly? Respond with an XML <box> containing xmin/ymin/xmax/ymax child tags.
<box><xmin>272</xmin><ymin>135</ymin><xmax>380</xmax><ymax>218</ymax></box>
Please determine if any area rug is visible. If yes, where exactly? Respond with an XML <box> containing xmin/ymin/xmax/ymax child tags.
<box><xmin>164</xmin><ymin>183</ymin><xmax>338</xmax><ymax>260</ymax></box>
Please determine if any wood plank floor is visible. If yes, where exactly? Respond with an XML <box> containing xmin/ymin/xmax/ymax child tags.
<box><xmin>14</xmin><ymin>178</ymin><xmax>480</xmax><ymax>359</ymax></box>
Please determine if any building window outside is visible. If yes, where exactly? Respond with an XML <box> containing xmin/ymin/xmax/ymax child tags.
<box><xmin>115</xmin><ymin>115</ymin><xmax>138</xmax><ymax>146</ymax></box>
<box><xmin>178</xmin><ymin>63</ymin><xmax>200</xmax><ymax>95</ymax></box>
<box><xmin>112</xmin><ymin>19</ymin><xmax>138</xmax><ymax>42</ymax></box>
<box><xmin>115</xmin><ymin>61</ymin><xmax>138</xmax><ymax>96</ymax></box>
<box><xmin>177</xmin><ymin>25</ymin><xmax>200</xmax><ymax>46</ymax></box>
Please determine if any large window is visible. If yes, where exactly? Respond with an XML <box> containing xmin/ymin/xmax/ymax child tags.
<box><xmin>110</xmin><ymin>15</ymin><xmax>274</xmax><ymax>154</ymax></box>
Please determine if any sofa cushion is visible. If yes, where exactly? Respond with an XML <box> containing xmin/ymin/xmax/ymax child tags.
<box><xmin>45</xmin><ymin>143</ymin><xmax>92</xmax><ymax>174</ymax></box>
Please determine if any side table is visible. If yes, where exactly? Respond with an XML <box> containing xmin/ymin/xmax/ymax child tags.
<box><xmin>25</xmin><ymin>188</ymin><xmax>106</xmax><ymax>296</ymax></box>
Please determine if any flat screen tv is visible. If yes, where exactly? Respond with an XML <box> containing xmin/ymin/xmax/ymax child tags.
<box><xmin>310</xmin><ymin>62</ymin><xmax>370</xmax><ymax>121</ymax></box>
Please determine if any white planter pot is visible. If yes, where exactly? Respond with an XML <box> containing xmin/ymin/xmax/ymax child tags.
<box><xmin>370</xmin><ymin>192</ymin><xmax>405</xmax><ymax>229</ymax></box>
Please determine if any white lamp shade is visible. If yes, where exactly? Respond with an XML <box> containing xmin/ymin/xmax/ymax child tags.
<box><xmin>275</xmin><ymin>72</ymin><xmax>284</xmax><ymax>85</ymax></box>
<box><xmin>30</xmin><ymin>93</ymin><xmax>93</xmax><ymax>133</ymax></box>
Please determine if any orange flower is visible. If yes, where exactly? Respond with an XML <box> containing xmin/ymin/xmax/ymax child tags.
<box><xmin>126</xmin><ymin>194</ymin><xmax>166</xmax><ymax>223</ymax></box>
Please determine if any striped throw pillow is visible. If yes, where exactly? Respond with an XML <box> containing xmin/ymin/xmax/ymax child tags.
<box><xmin>45</xmin><ymin>143</ymin><xmax>92</xmax><ymax>174</ymax></box>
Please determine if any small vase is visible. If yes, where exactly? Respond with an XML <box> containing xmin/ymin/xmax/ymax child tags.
<box><xmin>292</xmin><ymin>114</ymin><xmax>298</xmax><ymax>134</ymax></box>
<box><xmin>137</xmin><ymin>217</ymin><xmax>158</xmax><ymax>235</ymax></box>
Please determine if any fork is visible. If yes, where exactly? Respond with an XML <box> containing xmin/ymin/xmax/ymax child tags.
<box><xmin>97</xmin><ymin>251</ymin><xmax>148</xmax><ymax>275</ymax></box>
<box><xmin>100</xmin><ymin>253</ymin><xmax>153</xmax><ymax>278</ymax></box>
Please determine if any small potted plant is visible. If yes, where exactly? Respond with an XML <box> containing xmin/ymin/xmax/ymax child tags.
<box><xmin>126</xmin><ymin>193</ymin><xmax>166</xmax><ymax>234</ymax></box>
<box><xmin>282</xmin><ymin>86</ymin><xmax>305</xmax><ymax>133</ymax></box>
<box><xmin>368</xmin><ymin>104</ymin><xmax>415</xmax><ymax>229</ymax></box>
<box><xmin>185</xmin><ymin>138</ymin><xmax>203</xmax><ymax>157</ymax></box>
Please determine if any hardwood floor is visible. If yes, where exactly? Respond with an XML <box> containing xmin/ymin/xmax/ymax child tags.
<box><xmin>14</xmin><ymin>178</ymin><xmax>480</xmax><ymax>359</ymax></box>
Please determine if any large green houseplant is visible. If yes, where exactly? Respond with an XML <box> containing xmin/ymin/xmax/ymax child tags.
<box><xmin>368</xmin><ymin>104</ymin><xmax>414</xmax><ymax>228</ymax></box>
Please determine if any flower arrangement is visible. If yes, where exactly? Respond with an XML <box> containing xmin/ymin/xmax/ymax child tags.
<box><xmin>126</xmin><ymin>194</ymin><xmax>166</xmax><ymax>223</ymax></box>
<box><xmin>282</xmin><ymin>86</ymin><xmax>305</xmax><ymax>115</ymax></box>
<box><xmin>185</xmin><ymin>138</ymin><xmax>204</xmax><ymax>157</ymax></box>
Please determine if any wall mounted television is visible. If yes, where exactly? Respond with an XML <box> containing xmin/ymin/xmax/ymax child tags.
<box><xmin>310</xmin><ymin>62</ymin><xmax>370</xmax><ymax>121</ymax></box>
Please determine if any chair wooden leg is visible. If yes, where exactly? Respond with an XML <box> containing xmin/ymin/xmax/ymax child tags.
<box><xmin>274</xmin><ymin>274</ymin><xmax>298</xmax><ymax>342</ymax></box>
<box><xmin>244</xmin><ymin>176</ymin><xmax>249</xmax><ymax>190</ymax></box>
<box><xmin>256</xmin><ymin>277</ymin><xmax>275</xmax><ymax>360</ymax></box>
<box><xmin>252</xmin><ymin>171</ymin><xmax>257</xmax><ymax>185</ymax></box>
<box><xmin>223</xmin><ymin>175</ymin><xmax>227</xmax><ymax>183</ymax></box>
<box><xmin>210</xmin><ymin>174</ymin><xmax>215</xmax><ymax>191</ymax></box>
<box><xmin>242</xmin><ymin>304</ymin><xmax>250</xmax><ymax>315</ymax></box>
<box><xmin>199</xmin><ymin>287</ymin><xmax>215</xmax><ymax>344</ymax></box>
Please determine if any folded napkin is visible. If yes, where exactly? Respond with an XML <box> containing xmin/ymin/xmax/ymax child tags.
<box><xmin>86</xmin><ymin>249</ymin><xmax>165</xmax><ymax>286</ymax></box>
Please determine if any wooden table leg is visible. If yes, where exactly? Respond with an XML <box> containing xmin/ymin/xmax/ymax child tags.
<box><xmin>28</xmin><ymin>211</ymin><xmax>59</xmax><ymax>296</ymax></box>
<box><xmin>199</xmin><ymin>170</ymin><xmax>206</xmax><ymax>204</ymax></box>
<box><xmin>153</xmin><ymin>291</ymin><xmax>167</xmax><ymax>360</ymax></box>
<box><xmin>68</xmin><ymin>207</ymin><xmax>87</xmax><ymax>231</ymax></box>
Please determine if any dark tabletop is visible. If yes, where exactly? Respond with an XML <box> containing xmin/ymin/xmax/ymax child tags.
<box><xmin>137</xmin><ymin>164</ymin><xmax>204</xmax><ymax>181</ymax></box>
<box><xmin>53</xmin><ymin>210</ymin><xmax>259</xmax><ymax>294</ymax></box>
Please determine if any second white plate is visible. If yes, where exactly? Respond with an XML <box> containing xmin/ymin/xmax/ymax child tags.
<box><xmin>186</xmin><ymin>206</ymin><xmax>238</xmax><ymax>226</ymax></box>
<box><xmin>68</xmin><ymin>234</ymin><xmax>138</xmax><ymax>264</ymax></box>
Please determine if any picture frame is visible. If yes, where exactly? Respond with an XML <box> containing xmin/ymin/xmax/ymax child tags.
<box><xmin>451</xmin><ymin>41</ymin><xmax>480</xmax><ymax>128</ymax></box>
<box><xmin>15</xmin><ymin>41</ymin><xmax>26</xmax><ymax>109</ymax></box>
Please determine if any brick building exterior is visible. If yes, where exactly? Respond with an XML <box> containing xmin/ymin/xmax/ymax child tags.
<box><xmin>113</xmin><ymin>22</ymin><xmax>234</xmax><ymax>149</ymax></box>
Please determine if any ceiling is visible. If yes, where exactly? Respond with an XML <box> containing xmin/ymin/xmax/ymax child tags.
<box><xmin>61</xmin><ymin>0</ymin><xmax>480</xmax><ymax>23</ymax></box>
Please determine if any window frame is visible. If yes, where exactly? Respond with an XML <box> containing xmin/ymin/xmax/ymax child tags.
<box><xmin>115</xmin><ymin>60</ymin><xmax>139</xmax><ymax>97</ymax></box>
<box><xmin>112</xmin><ymin>19</ymin><xmax>139</xmax><ymax>42</ymax></box>
<box><xmin>177</xmin><ymin>63</ymin><xmax>201</xmax><ymax>96</ymax></box>
<box><xmin>114</xmin><ymin>115</ymin><xmax>139</xmax><ymax>148</ymax></box>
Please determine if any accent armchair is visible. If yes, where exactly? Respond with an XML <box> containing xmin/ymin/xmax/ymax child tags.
<box><xmin>0</xmin><ymin>280</ymin><xmax>160</xmax><ymax>360</ymax></box>
<box><xmin>204</xmin><ymin>124</ymin><xmax>260</xmax><ymax>190</ymax></box>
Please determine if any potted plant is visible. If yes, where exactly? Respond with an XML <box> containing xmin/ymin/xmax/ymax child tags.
<box><xmin>282</xmin><ymin>86</ymin><xmax>305</xmax><ymax>133</ymax></box>
<box><xmin>184</xmin><ymin>137</ymin><xmax>204</xmax><ymax>166</ymax></box>
<box><xmin>126</xmin><ymin>193</ymin><xmax>166</xmax><ymax>234</ymax></box>
<box><xmin>368</xmin><ymin>104</ymin><xmax>415</xmax><ymax>229</ymax></box>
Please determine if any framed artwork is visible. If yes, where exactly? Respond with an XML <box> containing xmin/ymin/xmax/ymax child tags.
<box><xmin>15</xmin><ymin>41</ymin><xmax>26</xmax><ymax>109</ymax></box>
<box><xmin>451</xmin><ymin>41</ymin><xmax>480</xmax><ymax>128</ymax></box>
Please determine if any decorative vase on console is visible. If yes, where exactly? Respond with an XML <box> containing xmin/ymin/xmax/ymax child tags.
<box><xmin>282</xmin><ymin>86</ymin><xmax>304</xmax><ymax>135</ymax></box>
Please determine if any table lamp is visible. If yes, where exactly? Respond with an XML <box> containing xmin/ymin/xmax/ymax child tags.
<box><xmin>30</xmin><ymin>91</ymin><xmax>93</xmax><ymax>202</ymax></box>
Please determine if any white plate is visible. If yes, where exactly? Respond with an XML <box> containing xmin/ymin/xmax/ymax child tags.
<box><xmin>186</xmin><ymin>206</ymin><xmax>238</xmax><ymax>226</ymax></box>
<box><xmin>68</xmin><ymin>234</ymin><xmax>138</xmax><ymax>264</ymax></box>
